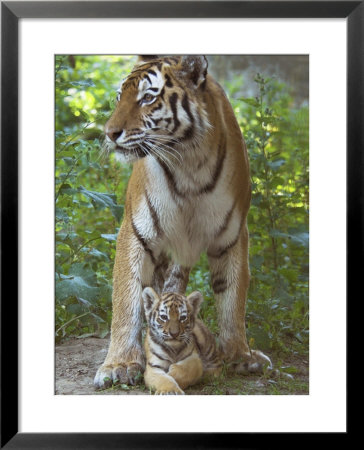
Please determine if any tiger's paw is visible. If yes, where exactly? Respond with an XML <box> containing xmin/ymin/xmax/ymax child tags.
<box><xmin>233</xmin><ymin>350</ymin><xmax>273</xmax><ymax>375</ymax></box>
<box><xmin>94</xmin><ymin>362</ymin><xmax>143</xmax><ymax>389</ymax></box>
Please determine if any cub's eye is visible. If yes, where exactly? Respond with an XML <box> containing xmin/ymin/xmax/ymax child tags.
<box><xmin>160</xmin><ymin>314</ymin><xmax>168</xmax><ymax>321</ymax></box>
<box><xmin>180</xmin><ymin>315</ymin><xmax>187</xmax><ymax>322</ymax></box>
<box><xmin>116</xmin><ymin>91</ymin><xmax>121</xmax><ymax>102</ymax></box>
<box><xmin>141</xmin><ymin>93</ymin><xmax>154</xmax><ymax>104</ymax></box>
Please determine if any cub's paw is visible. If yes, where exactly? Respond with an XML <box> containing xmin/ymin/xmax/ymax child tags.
<box><xmin>94</xmin><ymin>362</ymin><xmax>143</xmax><ymax>389</ymax></box>
<box><xmin>234</xmin><ymin>350</ymin><xmax>273</xmax><ymax>375</ymax></box>
<box><xmin>155</xmin><ymin>387</ymin><xmax>185</xmax><ymax>395</ymax></box>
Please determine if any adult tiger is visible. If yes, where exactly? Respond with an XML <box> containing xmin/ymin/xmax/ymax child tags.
<box><xmin>94</xmin><ymin>55</ymin><xmax>272</xmax><ymax>389</ymax></box>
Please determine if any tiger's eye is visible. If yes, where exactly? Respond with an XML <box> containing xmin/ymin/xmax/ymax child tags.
<box><xmin>143</xmin><ymin>93</ymin><xmax>154</xmax><ymax>102</ymax></box>
<box><xmin>160</xmin><ymin>314</ymin><xmax>168</xmax><ymax>321</ymax></box>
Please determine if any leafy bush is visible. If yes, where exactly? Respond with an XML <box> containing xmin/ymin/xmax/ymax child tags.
<box><xmin>55</xmin><ymin>56</ymin><xmax>134</xmax><ymax>341</ymax></box>
<box><xmin>55</xmin><ymin>56</ymin><xmax>308</xmax><ymax>358</ymax></box>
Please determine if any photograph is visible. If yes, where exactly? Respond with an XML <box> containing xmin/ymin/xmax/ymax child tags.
<box><xmin>55</xmin><ymin>54</ymin><xmax>309</xmax><ymax>396</ymax></box>
<box><xmin>2</xmin><ymin>0</ymin><xmax>356</xmax><ymax>443</ymax></box>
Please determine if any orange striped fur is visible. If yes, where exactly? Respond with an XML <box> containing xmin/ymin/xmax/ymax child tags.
<box><xmin>142</xmin><ymin>288</ymin><xmax>222</xmax><ymax>394</ymax></box>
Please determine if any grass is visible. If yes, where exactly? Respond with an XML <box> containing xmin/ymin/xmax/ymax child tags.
<box><xmin>97</xmin><ymin>356</ymin><xmax>309</xmax><ymax>396</ymax></box>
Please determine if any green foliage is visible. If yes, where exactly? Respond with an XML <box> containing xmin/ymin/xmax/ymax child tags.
<box><xmin>55</xmin><ymin>57</ymin><xmax>308</xmax><ymax>361</ymax></box>
<box><xmin>55</xmin><ymin>55</ymin><xmax>135</xmax><ymax>341</ymax></box>
<box><xmin>235</xmin><ymin>73</ymin><xmax>309</xmax><ymax>356</ymax></box>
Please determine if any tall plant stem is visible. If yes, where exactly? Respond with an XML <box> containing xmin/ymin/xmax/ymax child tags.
<box><xmin>257</xmin><ymin>80</ymin><xmax>279</xmax><ymax>282</ymax></box>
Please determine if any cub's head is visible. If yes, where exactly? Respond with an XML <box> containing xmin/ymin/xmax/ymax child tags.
<box><xmin>105</xmin><ymin>55</ymin><xmax>209</xmax><ymax>163</ymax></box>
<box><xmin>142</xmin><ymin>287</ymin><xmax>203</xmax><ymax>343</ymax></box>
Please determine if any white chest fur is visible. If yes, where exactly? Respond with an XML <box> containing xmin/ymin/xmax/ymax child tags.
<box><xmin>131</xmin><ymin>156</ymin><xmax>241</xmax><ymax>267</ymax></box>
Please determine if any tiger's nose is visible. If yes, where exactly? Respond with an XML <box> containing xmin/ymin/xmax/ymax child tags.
<box><xmin>106</xmin><ymin>126</ymin><xmax>124</xmax><ymax>143</ymax></box>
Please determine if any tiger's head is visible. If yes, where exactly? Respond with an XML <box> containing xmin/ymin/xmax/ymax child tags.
<box><xmin>104</xmin><ymin>55</ymin><xmax>210</xmax><ymax>163</ymax></box>
<box><xmin>142</xmin><ymin>287</ymin><xmax>203</xmax><ymax>344</ymax></box>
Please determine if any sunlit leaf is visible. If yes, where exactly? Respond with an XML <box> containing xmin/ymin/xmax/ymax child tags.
<box><xmin>239</xmin><ymin>97</ymin><xmax>260</xmax><ymax>108</ymax></box>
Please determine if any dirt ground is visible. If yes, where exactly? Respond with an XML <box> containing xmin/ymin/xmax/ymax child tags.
<box><xmin>55</xmin><ymin>337</ymin><xmax>309</xmax><ymax>395</ymax></box>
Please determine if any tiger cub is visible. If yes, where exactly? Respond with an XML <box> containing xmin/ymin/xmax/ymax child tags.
<box><xmin>142</xmin><ymin>287</ymin><xmax>222</xmax><ymax>395</ymax></box>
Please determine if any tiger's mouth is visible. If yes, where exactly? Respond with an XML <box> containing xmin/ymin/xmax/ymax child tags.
<box><xmin>115</xmin><ymin>145</ymin><xmax>147</xmax><ymax>159</ymax></box>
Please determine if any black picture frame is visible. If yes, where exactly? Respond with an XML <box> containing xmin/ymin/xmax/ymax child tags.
<box><xmin>1</xmin><ymin>1</ymin><xmax>359</xmax><ymax>448</ymax></box>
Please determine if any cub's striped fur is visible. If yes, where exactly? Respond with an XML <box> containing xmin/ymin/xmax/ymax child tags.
<box><xmin>142</xmin><ymin>288</ymin><xmax>222</xmax><ymax>395</ymax></box>
<box><xmin>94</xmin><ymin>55</ymin><xmax>272</xmax><ymax>390</ymax></box>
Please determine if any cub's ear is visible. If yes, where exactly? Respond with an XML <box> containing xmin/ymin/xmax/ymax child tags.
<box><xmin>142</xmin><ymin>287</ymin><xmax>159</xmax><ymax>317</ymax></box>
<box><xmin>180</xmin><ymin>56</ymin><xmax>208</xmax><ymax>87</ymax></box>
<box><xmin>187</xmin><ymin>291</ymin><xmax>203</xmax><ymax>315</ymax></box>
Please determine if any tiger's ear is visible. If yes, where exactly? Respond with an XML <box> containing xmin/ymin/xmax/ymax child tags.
<box><xmin>142</xmin><ymin>287</ymin><xmax>160</xmax><ymax>317</ymax></box>
<box><xmin>187</xmin><ymin>291</ymin><xmax>203</xmax><ymax>315</ymax></box>
<box><xmin>180</xmin><ymin>56</ymin><xmax>208</xmax><ymax>88</ymax></box>
<box><xmin>137</xmin><ymin>55</ymin><xmax>159</xmax><ymax>64</ymax></box>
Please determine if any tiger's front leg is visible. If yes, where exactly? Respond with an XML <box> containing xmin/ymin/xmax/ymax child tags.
<box><xmin>208</xmin><ymin>223</ymin><xmax>273</xmax><ymax>374</ymax></box>
<box><xmin>94</xmin><ymin>219</ymin><xmax>155</xmax><ymax>389</ymax></box>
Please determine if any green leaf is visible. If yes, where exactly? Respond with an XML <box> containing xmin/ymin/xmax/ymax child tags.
<box><xmin>99</xmin><ymin>283</ymin><xmax>112</xmax><ymax>297</ymax></box>
<box><xmin>290</xmin><ymin>232</ymin><xmax>309</xmax><ymax>247</ymax></box>
<box><xmin>85</xmin><ymin>248</ymin><xmax>108</xmax><ymax>259</ymax></box>
<box><xmin>268</xmin><ymin>158</ymin><xmax>286</xmax><ymax>170</ymax></box>
<box><xmin>239</xmin><ymin>97</ymin><xmax>260</xmax><ymax>108</ymax></box>
<box><xmin>77</xmin><ymin>296</ymin><xmax>93</xmax><ymax>307</ymax></box>
<box><xmin>97</xmin><ymin>327</ymin><xmax>109</xmax><ymax>339</ymax></box>
<box><xmin>90</xmin><ymin>313</ymin><xmax>106</xmax><ymax>323</ymax></box>
<box><xmin>60</xmin><ymin>79</ymin><xmax>96</xmax><ymax>88</ymax></box>
<box><xmin>72</xmin><ymin>79</ymin><xmax>95</xmax><ymax>87</ymax></box>
<box><xmin>259</xmin><ymin>115</ymin><xmax>279</xmax><ymax>125</ymax></box>
<box><xmin>76</xmin><ymin>332</ymin><xmax>96</xmax><ymax>339</ymax></box>
<box><xmin>56</xmin><ymin>232</ymin><xmax>79</xmax><ymax>251</ymax></box>
<box><xmin>55</xmin><ymin>208</ymin><xmax>70</xmax><ymax>223</ymax></box>
<box><xmin>101</xmin><ymin>233</ymin><xmax>118</xmax><ymax>241</ymax></box>
<box><xmin>78</xmin><ymin>186</ymin><xmax>123</xmax><ymax>222</ymax></box>
<box><xmin>269</xmin><ymin>229</ymin><xmax>309</xmax><ymax>247</ymax></box>
<box><xmin>280</xmin><ymin>366</ymin><xmax>299</xmax><ymax>374</ymax></box>
<box><xmin>269</xmin><ymin>177</ymin><xmax>285</xmax><ymax>189</ymax></box>
<box><xmin>56</xmin><ymin>263</ymin><xmax>100</xmax><ymax>303</ymax></box>
<box><xmin>56</xmin><ymin>277</ymin><xmax>99</xmax><ymax>303</ymax></box>
<box><xmin>57</xmin><ymin>183</ymin><xmax>78</xmax><ymax>196</ymax></box>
